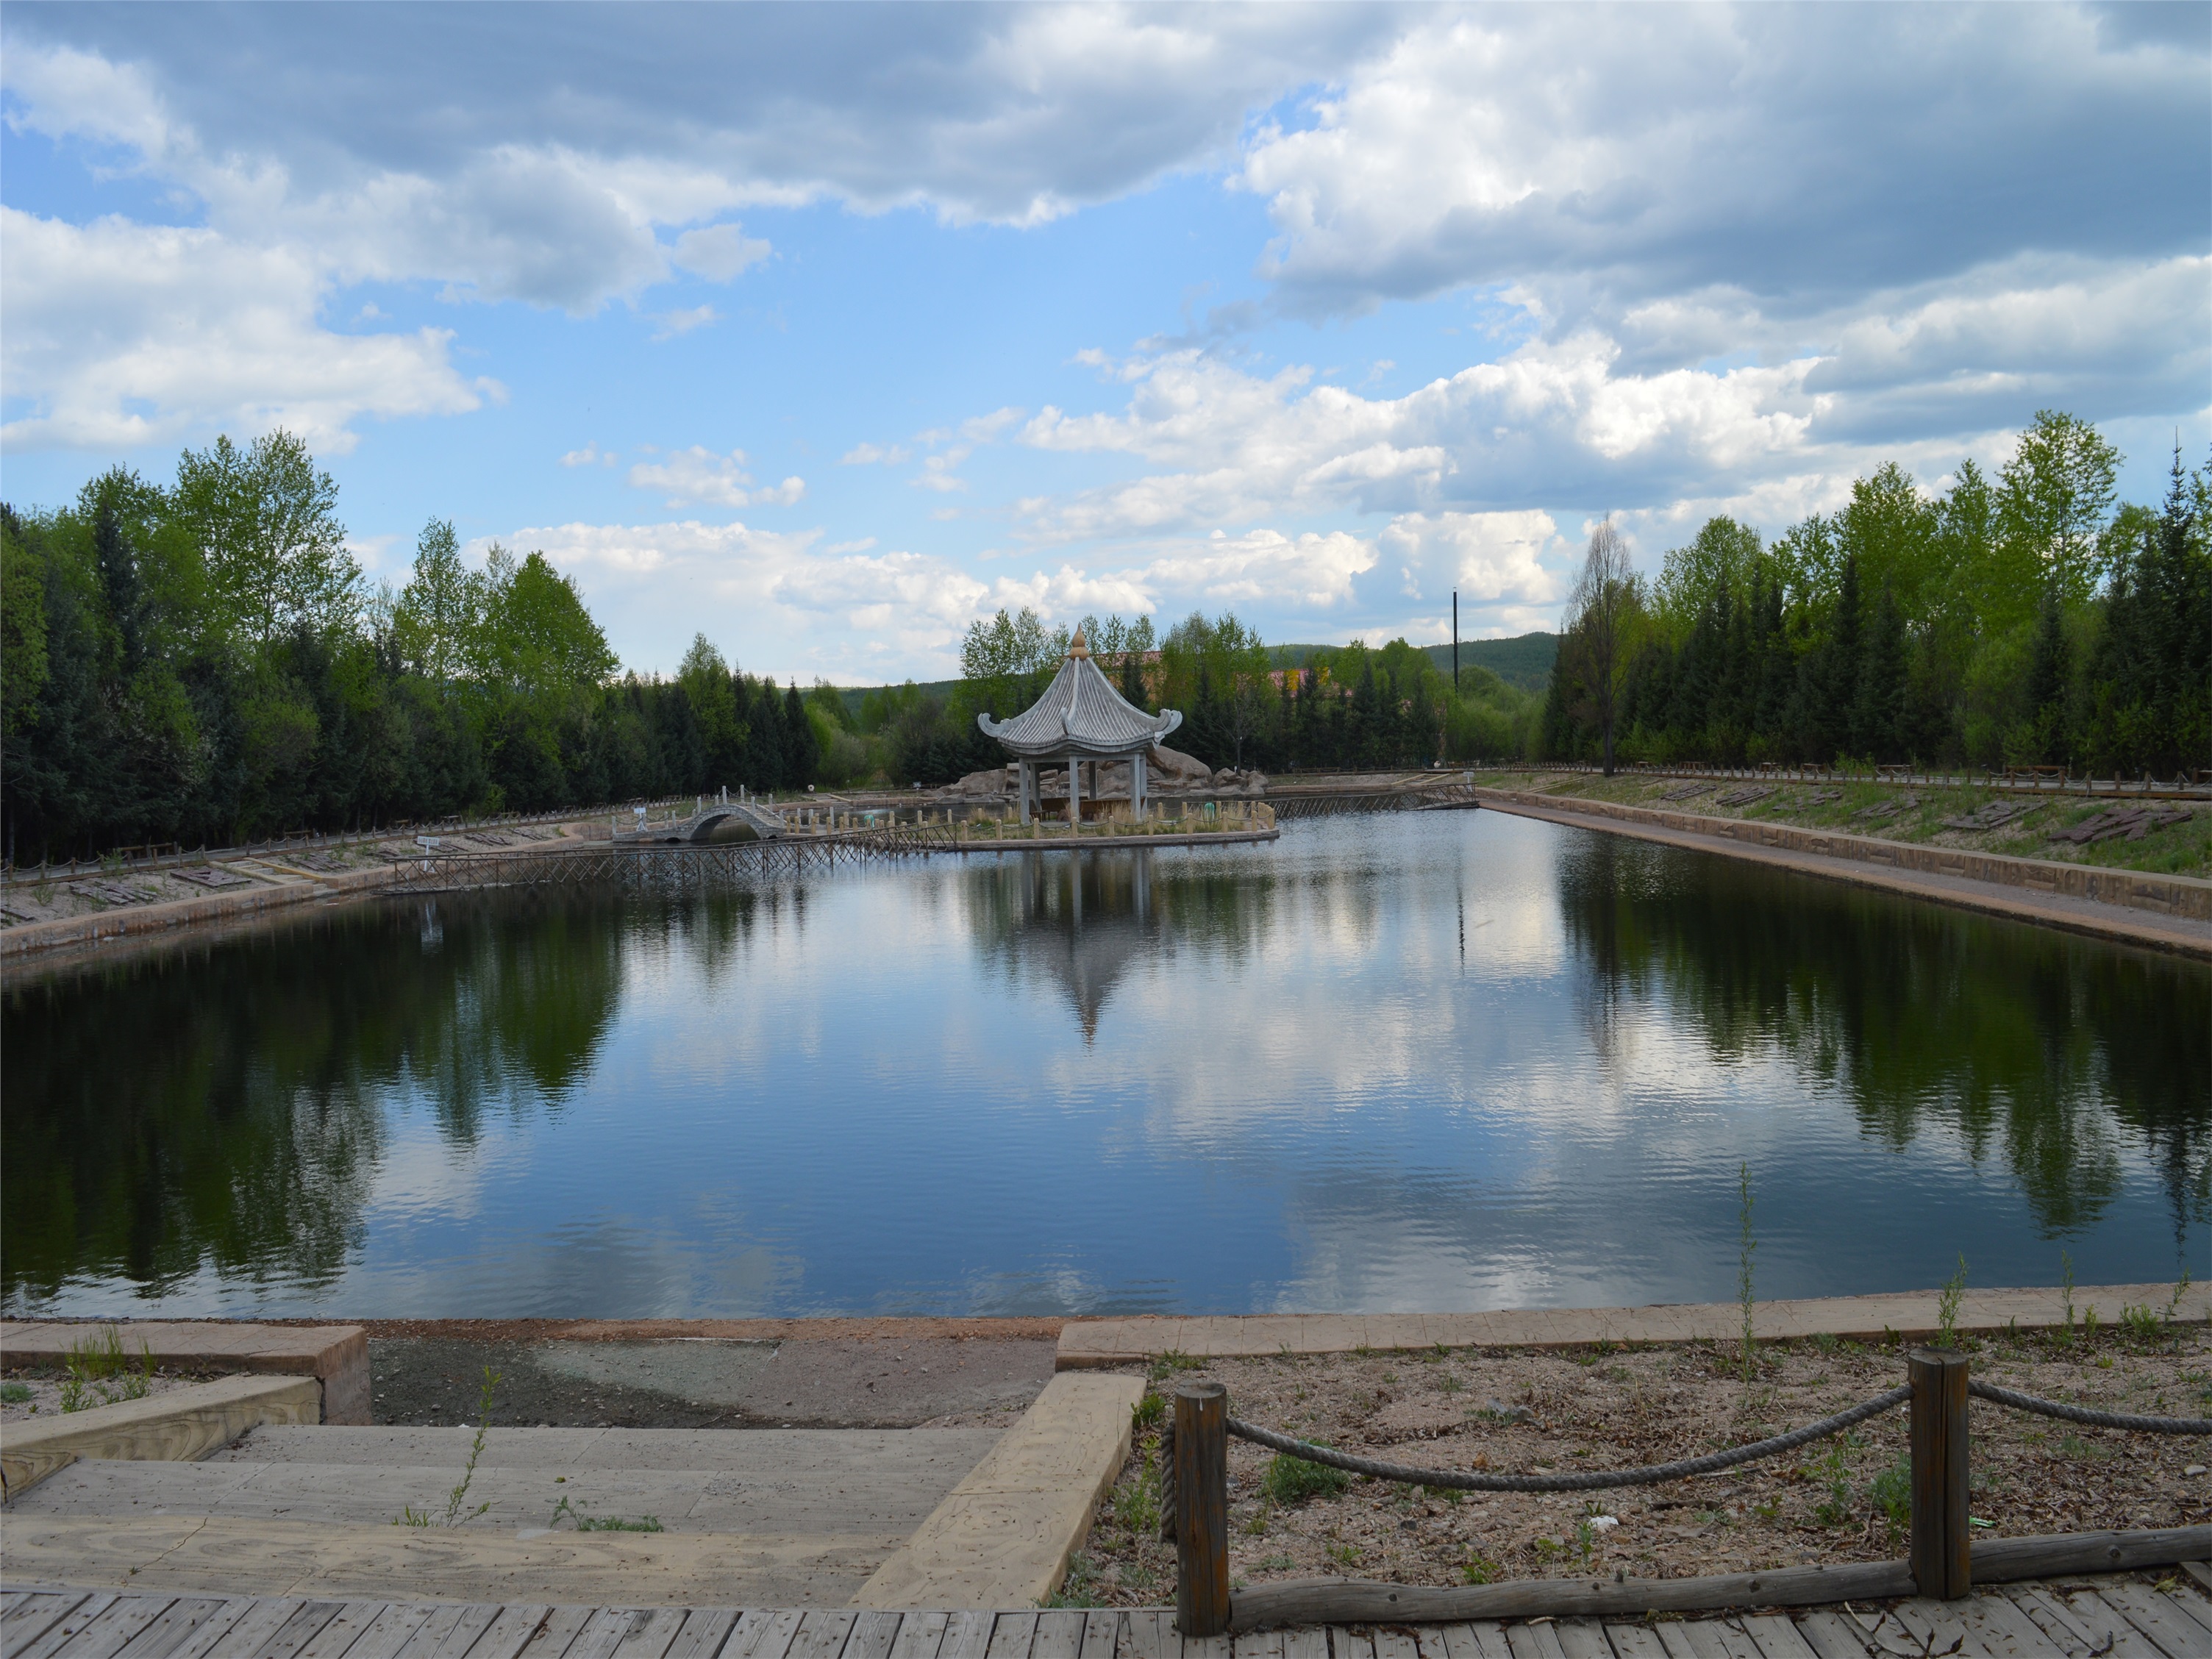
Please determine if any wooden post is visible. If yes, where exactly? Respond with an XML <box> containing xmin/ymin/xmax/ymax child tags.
<box><xmin>1908</xmin><ymin>1348</ymin><xmax>1971</xmax><ymax>1599</ymax></box>
<box><xmin>1173</xmin><ymin>1382</ymin><xmax>1230</xmax><ymax>1637</ymax></box>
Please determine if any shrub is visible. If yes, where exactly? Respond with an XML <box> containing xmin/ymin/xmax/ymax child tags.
<box><xmin>1262</xmin><ymin>1449</ymin><xmax>1350</xmax><ymax>1505</ymax></box>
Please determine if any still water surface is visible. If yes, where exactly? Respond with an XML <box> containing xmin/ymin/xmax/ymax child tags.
<box><xmin>4</xmin><ymin>813</ymin><xmax>2205</xmax><ymax>1317</ymax></box>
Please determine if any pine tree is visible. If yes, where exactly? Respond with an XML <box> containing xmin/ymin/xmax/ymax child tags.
<box><xmin>2024</xmin><ymin>593</ymin><xmax>2069</xmax><ymax>767</ymax></box>
<box><xmin>1817</xmin><ymin>555</ymin><xmax>1863</xmax><ymax>762</ymax></box>
<box><xmin>1851</xmin><ymin>581</ymin><xmax>1907</xmax><ymax>762</ymax></box>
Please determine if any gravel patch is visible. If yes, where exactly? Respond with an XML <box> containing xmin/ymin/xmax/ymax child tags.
<box><xmin>1065</xmin><ymin>1324</ymin><xmax>2212</xmax><ymax>1606</ymax></box>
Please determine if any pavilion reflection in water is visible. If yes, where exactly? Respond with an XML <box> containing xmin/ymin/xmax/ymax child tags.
<box><xmin>964</xmin><ymin>850</ymin><xmax>1163</xmax><ymax>1041</ymax></box>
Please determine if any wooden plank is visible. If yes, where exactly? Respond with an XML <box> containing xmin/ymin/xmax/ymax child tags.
<box><xmin>1733</xmin><ymin>1615</ymin><xmax>1815</xmax><ymax>1659</ymax></box>
<box><xmin>2010</xmin><ymin>1588</ymin><xmax>2161</xmax><ymax>1658</ymax></box>
<box><xmin>1329</xmin><ymin>1634</ymin><xmax>1373</xmax><ymax>1659</ymax></box>
<box><xmin>935</xmin><ymin>1613</ymin><xmax>996</xmax><ymax>1659</ymax></box>
<box><xmin>129</xmin><ymin>1601</ymin><xmax>269</xmax><ymax>1659</ymax></box>
<box><xmin>557</xmin><ymin>1610</ymin><xmax>643</xmax><ymax>1659</ymax></box>
<box><xmin>4</xmin><ymin>1594</ymin><xmax>90</xmax><ymax>1639</ymax></box>
<box><xmin>666</xmin><ymin>1612</ymin><xmax>745</xmax><ymax>1659</ymax></box>
<box><xmin>293</xmin><ymin>1604</ymin><xmax>391</xmax><ymax>1659</ymax></box>
<box><xmin>4</xmin><ymin>1594</ymin><xmax>93</xmax><ymax>1652</ymax></box>
<box><xmin>194</xmin><ymin>1602</ymin><xmax>308</xmax><ymax>1659</ymax></box>
<box><xmin>17</xmin><ymin>1596</ymin><xmax>124</xmax><ymax>1659</ymax></box>
<box><xmin>471</xmin><ymin>1607</ymin><xmax>558</xmax><ymax>1659</ymax></box>
<box><xmin>1372</xmin><ymin>1635</ymin><xmax>1419</xmax><ymax>1659</ymax></box>
<box><xmin>515</xmin><ymin>1608</ymin><xmax>596</xmax><ymax>1659</ymax></box>
<box><xmin>1942</xmin><ymin>1596</ymin><xmax>2069</xmax><ymax>1658</ymax></box>
<box><xmin>1077</xmin><ymin>1613</ymin><xmax>1119</xmax><ymax>1659</ymax></box>
<box><xmin>385</xmin><ymin>1608</ymin><xmax>469</xmax><ymax>1659</ymax></box>
<box><xmin>1030</xmin><ymin>1614</ymin><xmax>1085</xmax><ymax>1659</ymax></box>
<box><xmin>327</xmin><ymin>1608</ymin><xmax>439</xmax><ymax>1659</ymax></box>
<box><xmin>421</xmin><ymin>1605</ymin><xmax>503</xmax><ymax>1659</ymax></box>
<box><xmin>2057</xmin><ymin>1590</ymin><xmax>2171</xmax><ymax>1659</ymax></box>
<box><xmin>1461</xmin><ymin>1627</ymin><xmax>1513</xmax><ymax>1659</ymax></box>
<box><xmin>1115</xmin><ymin>1613</ymin><xmax>1171</xmax><ymax>1659</ymax></box>
<box><xmin>604</xmin><ymin>1610</ymin><xmax>691</xmax><ymax>1659</ymax></box>
<box><xmin>1889</xmin><ymin>1597</ymin><xmax>1983</xmax><ymax>1658</ymax></box>
<box><xmin>2178</xmin><ymin>1562</ymin><xmax>2212</xmax><ymax>1599</ymax></box>
<box><xmin>1177</xmin><ymin>1635</ymin><xmax>1227</xmax><ymax>1659</ymax></box>
<box><xmin>1785</xmin><ymin>1613</ymin><xmax>1874</xmax><ymax>1659</ymax></box>
<box><xmin>2153</xmin><ymin>1581</ymin><xmax>2212</xmax><ymax>1642</ymax></box>
<box><xmin>789</xmin><ymin>1613</ymin><xmax>859</xmax><ymax>1659</ymax></box>
<box><xmin>1596</xmin><ymin>1627</ymin><xmax>1669</xmax><ymax>1659</ymax></box>
<box><xmin>1672</xmin><ymin>1623</ymin><xmax>1745</xmax><ymax>1659</ymax></box>
<box><xmin>1549</xmin><ymin>1624</ymin><xmax>1610</xmax><ymax>1659</ymax></box>
<box><xmin>1648</xmin><ymin>1627</ymin><xmax>1698</xmax><ymax>1659</ymax></box>
<box><xmin>46</xmin><ymin>1595</ymin><xmax>178</xmax><ymax>1659</ymax></box>
<box><xmin>985</xmin><ymin>1616</ymin><xmax>1038</xmax><ymax>1659</ymax></box>
<box><xmin>844</xmin><ymin>1614</ymin><xmax>904</xmax><ymax>1659</ymax></box>
<box><xmin>256</xmin><ymin>1603</ymin><xmax>350</xmax><ymax>1659</ymax></box>
<box><xmin>2091</xmin><ymin>1584</ymin><xmax>2206</xmax><ymax>1659</ymax></box>
<box><xmin>888</xmin><ymin>1613</ymin><xmax>949</xmax><ymax>1659</ymax></box>
<box><xmin>1499</xmin><ymin>1624</ymin><xmax>1566</xmax><ymax>1659</ymax></box>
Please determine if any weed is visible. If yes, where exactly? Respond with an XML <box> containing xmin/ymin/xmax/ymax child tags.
<box><xmin>1326</xmin><ymin>1541</ymin><xmax>1361</xmax><ymax>1569</ymax></box>
<box><xmin>60</xmin><ymin>1326</ymin><xmax>154</xmax><ymax>1413</ymax></box>
<box><xmin>1460</xmin><ymin>1553</ymin><xmax>1502</xmax><ymax>1585</ymax></box>
<box><xmin>1241</xmin><ymin>1505</ymin><xmax>1271</xmax><ymax>1538</ymax></box>
<box><xmin>549</xmin><ymin>1499</ymin><xmax>662</xmax><ymax>1533</ymax></box>
<box><xmin>2082</xmin><ymin>1306</ymin><xmax>2100</xmax><ymax>1340</ymax></box>
<box><xmin>1752</xmin><ymin>1499</ymin><xmax>1782</xmax><ymax>1524</ymax></box>
<box><xmin>1131</xmin><ymin>1391</ymin><xmax>1165</xmax><ymax>1431</ymax></box>
<box><xmin>1938</xmin><ymin>1255</ymin><xmax>1967</xmax><ymax>1349</ymax></box>
<box><xmin>1257</xmin><ymin>1555</ymin><xmax>1296</xmax><ymax>1574</ymax></box>
<box><xmin>1114</xmin><ymin>1457</ymin><xmax>1162</xmax><ymax>1534</ymax></box>
<box><xmin>1810</xmin><ymin>1332</ymin><xmax>1841</xmax><ymax>1355</ymax></box>
<box><xmin>2167</xmin><ymin>1266</ymin><xmax>2194</xmax><ymax>1320</ymax></box>
<box><xmin>2119</xmin><ymin>1303</ymin><xmax>2160</xmax><ymax>1339</ymax></box>
<box><xmin>2058</xmin><ymin>1435</ymin><xmax>2111</xmax><ymax>1460</ymax></box>
<box><xmin>0</xmin><ymin>1381</ymin><xmax>30</xmax><ymax>1405</ymax></box>
<box><xmin>1381</xmin><ymin>1371</ymin><xmax>1399</xmax><ymax>1385</ymax></box>
<box><xmin>1427</xmin><ymin>1344</ymin><xmax>1451</xmax><ymax>1362</ymax></box>
<box><xmin>1438</xmin><ymin>1374</ymin><xmax>1464</xmax><ymax>1395</ymax></box>
<box><xmin>1148</xmin><ymin>1351</ymin><xmax>1201</xmax><ymax>1384</ymax></box>
<box><xmin>1810</xmin><ymin>1433</ymin><xmax>1862</xmax><ymax>1527</ymax></box>
<box><xmin>1738</xmin><ymin>1163</ymin><xmax>1758</xmax><ymax>1384</ymax></box>
<box><xmin>1869</xmin><ymin>1456</ymin><xmax>1911</xmax><ymax>1535</ymax></box>
<box><xmin>1041</xmin><ymin>1552</ymin><xmax>1108</xmax><ymax>1609</ymax></box>
<box><xmin>1263</xmin><ymin>1449</ymin><xmax>1351</xmax><ymax>1505</ymax></box>
<box><xmin>1533</xmin><ymin>1537</ymin><xmax>1563</xmax><ymax>1563</ymax></box>
<box><xmin>2059</xmin><ymin>1251</ymin><xmax>2076</xmax><ymax>1341</ymax></box>
<box><xmin>1423</xmin><ymin>1485</ymin><xmax>1461</xmax><ymax>1505</ymax></box>
<box><xmin>398</xmin><ymin>1366</ymin><xmax>499</xmax><ymax>1527</ymax></box>
<box><xmin>1572</xmin><ymin>1519</ymin><xmax>1599</xmax><ymax>1561</ymax></box>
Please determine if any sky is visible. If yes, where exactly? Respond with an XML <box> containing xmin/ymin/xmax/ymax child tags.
<box><xmin>1</xmin><ymin>4</ymin><xmax>2206</xmax><ymax>684</ymax></box>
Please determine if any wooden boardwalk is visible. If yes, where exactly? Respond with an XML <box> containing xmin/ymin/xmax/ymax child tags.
<box><xmin>8</xmin><ymin>1574</ymin><xmax>2211</xmax><ymax>1659</ymax></box>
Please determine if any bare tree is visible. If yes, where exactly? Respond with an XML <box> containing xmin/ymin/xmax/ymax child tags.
<box><xmin>1564</xmin><ymin>520</ymin><xmax>1638</xmax><ymax>775</ymax></box>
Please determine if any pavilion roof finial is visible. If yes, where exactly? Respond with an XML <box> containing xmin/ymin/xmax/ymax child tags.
<box><xmin>1068</xmin><ymin>627</ymin><xmax>1089</xmax><ymax>659</ymax></box>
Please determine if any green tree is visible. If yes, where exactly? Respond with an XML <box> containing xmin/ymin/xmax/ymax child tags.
<box><xmin>172</xmin><ymin>430</ymin><xmax>360</xmax><ymax>645</ymax></box>
<box><xmin>471</xmin><ymin>549</ymin><xmax>616</xmax><ymax>697</ymax></box>
<box><xmin>1560</xmin><ymin>521</ymin><xmax>1640</xmax><ymax>774</ymax></box>
<box><xmin>394</xmin><ymin>519</ymin><xmax>479</xmax><ymax>686</ymax></box>
<box><xmin>1997</xmin><ymin>410</ymin><xmax>2122</xmax><ymax>607</ymax></box>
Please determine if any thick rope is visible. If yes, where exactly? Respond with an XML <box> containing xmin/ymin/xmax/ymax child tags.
<box><xmin>1224</xmin><ymin>1386</ymin><xmax>1912</xmax><ymax>1492</ymax></box>
<box><xmin>1969</xmin><ymin>1379</ymin><xmax>2212</xmax><ymax>1433</ymax></box>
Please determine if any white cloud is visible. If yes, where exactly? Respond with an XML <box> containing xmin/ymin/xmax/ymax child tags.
<box><xmin>560</xmin><ymin>441</ymin><xmax>619</xmax><ymax>468</ymax></box>
<box><xmin>839</xmin><ymin>442</ymin><xmax>910</xmax><ymax>465</ymax></box>
<box><xmin>1379</xmin><ymin>511</ymin><xmax>1565</xmax><ymax>607</ymax></box>
<box><xmin>650</xmin><ymin>304</ymin><xmax>718</xmax><ymax>340</ymax></box>
<box><xmin>669</xmin><ymin>223</ymin><xmax>770</xmax><ymax>281</ymax></box>
<box><xmin>624</xmin><ymin>447</ymin><xmax>804</xmax><ymax>510</ymax></box>
<box><xmin>0</xmin><ymin>207</ymin><xmax>492</xmax><ymax>451</ymax></box>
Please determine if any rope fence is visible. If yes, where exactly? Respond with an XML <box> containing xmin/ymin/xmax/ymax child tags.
<box><xmin>1157</xmin><ymin>1352</ymin><xmax>2212</xmax><ymax>1635</ymax></box>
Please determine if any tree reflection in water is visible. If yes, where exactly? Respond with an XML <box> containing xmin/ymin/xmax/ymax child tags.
<box><xmin>1555</xmin><ymin>834</ymin><xmax>2211</xmax><ymax>1245</ymax></box>
<box><xmin>1</xmin><ymin>893</ymin><xmax>627</xmax><ymax>1304</ymax></box>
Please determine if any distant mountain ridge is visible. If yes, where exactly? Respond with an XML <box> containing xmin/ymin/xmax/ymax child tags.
<box><xmin>1271</xmin><ymin>632</ymin><xmax>1558</xmax><ymax>693</ymax></box>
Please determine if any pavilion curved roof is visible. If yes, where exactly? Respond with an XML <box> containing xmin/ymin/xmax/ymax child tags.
<box><xmin>977</xmin><ymin>641</ymin><xmax>1183</xmax><ymax>760</ymax></box>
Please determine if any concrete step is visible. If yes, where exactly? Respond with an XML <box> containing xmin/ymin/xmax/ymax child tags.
<box><xmin>216</xmin><ymin>1423</ymin><xmax>1002</xmax><ymax>1472</ymax></box>
<box><xmin>11</xmin><ymin>1427</ymin><xmax>1002</xmax><ymax>1535</ymax></box>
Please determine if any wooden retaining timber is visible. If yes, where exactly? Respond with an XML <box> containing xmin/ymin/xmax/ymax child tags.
<box><xmin>1223</xmin><ymin>1527</ymin><xmax>2211</xmax><ymax>1630</ymax></box>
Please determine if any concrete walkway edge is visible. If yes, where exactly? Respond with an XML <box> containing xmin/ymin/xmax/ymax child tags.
<box><xmin>0</xmin><ymin>1374</ymin><xmax>321</xmax><ymax>1501</ymax></box>
<box><xmin>852</xmin><ymin>1372</ymin><xmax>1144</xmax><ymax>1610</ymax></box>
<box><xmin>1473</xmin><ymin>788</ymin><xmax>2211</xmax><ymax>956</ymax></box>
<box><xmin>1054</xmin><ymin>1282</ymin><xmax>2206</xmax><ymax>1367</ymax></box>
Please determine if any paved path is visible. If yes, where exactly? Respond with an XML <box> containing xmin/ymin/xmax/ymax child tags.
<box><xmin>9</xmin><ymin>1576</ymin><xmax>2211</xmax><ymax>1659</ymax></box>
<box><xmin>1055</xmin><ymin>1282</ymin><xmax>2205</xmax><ymax>1366</ymax></box>
<box><xmin>1475</xmin><ymin>793</ymin><xmax>2211</xmax><ymax>957</ymax></box>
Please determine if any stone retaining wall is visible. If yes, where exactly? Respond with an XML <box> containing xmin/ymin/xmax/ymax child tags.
<box><xmin>0</xmin><ymin>861</ymin><xmax>402</xmax><ymax>960</ymax></box>
<box><xmin>1474</xmin><ymin>788</ymin><xmax>2211</xmax><ymax>921</ymax></box>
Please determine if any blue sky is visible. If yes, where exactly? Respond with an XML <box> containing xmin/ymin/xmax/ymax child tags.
<box><xmin>2</xmin><ymin>4</ymin><xmax>2206</xmax><ymax>682</ymax></box>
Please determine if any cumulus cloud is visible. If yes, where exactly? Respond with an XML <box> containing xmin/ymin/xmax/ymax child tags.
<box><xmin>839</xmin><ymin>442</ymin><xmax>910</xmax><ymax>465</ymax></box>
<box><xmin>624</xmin><ymin>447</ymin><xmax>804</xmax><ymax>510</ymax></box>
<box><xmin>0</xmin><ymin>206</ymin><xmax>493</xmax><ymax>451</ymax></box>
<box><xmin>649</xmin><ymin>304</ymin><xmax>718</xmax><ymax>340</ymax></box>
<box><xmin>669</xmin><ymin>223</ymin><xmax>770</xmax><ymax>281</ymax></box>
<box><xmin>560</xmin><ymin>442</ymin><xmax>620</xmax><ymax>468</ymax></box>
<box><xmin>1380</xmin><ymin>511</ymin><xmax>1565</xmax><ymax>607</ymax></box>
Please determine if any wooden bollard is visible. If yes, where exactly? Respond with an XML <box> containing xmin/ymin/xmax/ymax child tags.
<box><xmin>1173</xmin><ymin>1382</ymin><xmax>1231</xmax><ymax>1637</ymax></box>
<box><xmin>1908</xmin><ymin>1348</ymin><xmax>1971</xmax><ymax>1599</ymax></box>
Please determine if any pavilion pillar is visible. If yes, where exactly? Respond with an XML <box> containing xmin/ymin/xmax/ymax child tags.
<box><xmin>1132</xmin><ymin>751</ymin><xmax>1147</xmax><ymax>818</ymax></box>
<box><xmin>1018</xmin><ymin>760</ymin><xmax>1032</xmax><ymax>825</ymax></box>
<box><xmin>1068</xmin><ymin>752</ymin><xmax>1082</xmax><ymax>829</ymax></box>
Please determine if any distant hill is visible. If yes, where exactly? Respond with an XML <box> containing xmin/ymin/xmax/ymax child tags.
<box><xmin>1271</xmin><ymin>632</ymin><xmax>1557</xmax><ymax>693</ymax></box>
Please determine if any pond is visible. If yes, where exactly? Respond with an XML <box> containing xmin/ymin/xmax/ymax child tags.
<box><xmin>4</xmin><ymin>811</ymin><xmax>2205</xmax><ymax>1318</ymax></box>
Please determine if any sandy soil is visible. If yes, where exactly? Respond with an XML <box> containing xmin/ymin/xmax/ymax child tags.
<box><xmin>1</xmin><ymin>1366</ymin><xmax>229</xmax><ymax>1424</ymax></box>
<box><xmin>1067</xmin><ymin>1324</ymin><xmax>2211</xmax><ymax>1605</ymax></box>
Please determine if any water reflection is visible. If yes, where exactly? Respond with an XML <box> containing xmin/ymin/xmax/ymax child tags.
<box><xmin>1554</xmin><ymin>834</ymin><xmax>2212</xmax><ymax>1241</ymax></box>
<box><xmin>2</xmin><ymin>892</ymin><xmax>625</xmax><ymax>1302</ymax></box>
<box><xmin>3</xmin><ymin>815</ymin><xmax>2204</xmax><ymax>1315</ymax></box>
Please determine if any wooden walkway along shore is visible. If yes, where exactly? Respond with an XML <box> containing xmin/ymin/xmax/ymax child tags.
<box><xmin>9</xmin><ymin>1576</ymin><xmax>2212</xmax><ymax>1659</ymax></box>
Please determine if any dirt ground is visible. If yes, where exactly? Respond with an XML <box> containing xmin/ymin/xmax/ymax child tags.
<box><xmin>1066</xmin><ymin>1322</ymin><xmax>2211</xmax><ymax>1606</ymax></box>
<box><xmin>1</xmin><ymin>1366</ymin><xmax>228</xmax><ymax>1424</ymax></box>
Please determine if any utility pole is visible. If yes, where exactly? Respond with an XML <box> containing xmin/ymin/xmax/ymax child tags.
<box><xmin>1452</xmin><ymin>591</ymin><xmax>1460</xmax><ymax>692</ymax></box>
